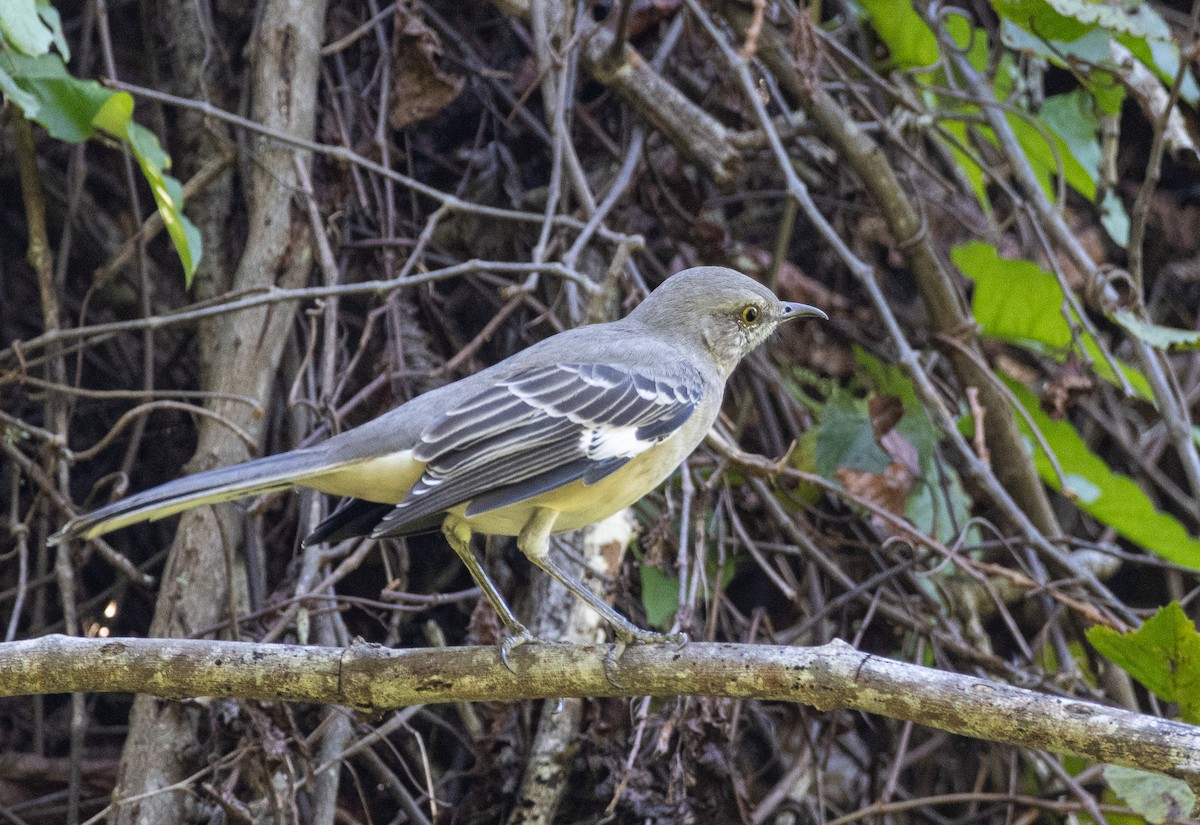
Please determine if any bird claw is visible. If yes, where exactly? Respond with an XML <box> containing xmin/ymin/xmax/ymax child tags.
<box><xmin>603</xmin><ymin>642</ymin><xmax>627</xmax><ymax>688</ymax></box>
<box><xmin>602</xmin><ymin>630</ymin><xmax>688</xmax><ymax>687</ymax></box>
<box><xmin>613</xmin><ymin>626</ymin><xmax>688</xmax><ymax>648</ymax></box>
<box><xmin>499</xmin><ymin>627</ymin><xmax>539</xmax><ymax>673</ymax></box>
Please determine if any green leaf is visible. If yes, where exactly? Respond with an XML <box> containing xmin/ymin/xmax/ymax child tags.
<box><xmin>956</xmin><ymin>241</ymin><xmax>1071</xmax><ymax>349</ymax></box>
<box><xmin>0</xmin><ymin>52</ymin><xmax>113</xmax><ymax>141</ymax></box>
<box><xmin>906</xmin><ymin>460</ymin><xmax>974</xmax><ymax>543</ymax></box>
<box><xmin>1087</xmin><ymin>602</ymin><xmax>1200</xmax><ymax>723</ymax></box>
<box><xmin>995</xmin><ymin>0</ymin><xmax>1168</xmax><ymax>42</ymax></box>
<box><xmin>1005</xmin><ymin>379</ymin><xmax>1200</xmax><ymax>570</ymax></box>
<box><xmin>126</xmin><ymin>123</ymin><xmax>201</xmax><ymax>283</ymax></box>
<box><xmin>1113</xmin><ymin>311</ymin><xmax>1200</xmax><ymax>351</ymax></box>
<box><xmin>1007</xmin><ymin>108</ymin><xmax>1095</xmax><ymax>200</ymax></box>
<box><xmin>1099</xmin><ymin>189</ymin><xmax>1130</xmax><ymax>247</ymax></box>
<box><xmin>91</xmin><ymin>89</ymin><xmax>135</xmax><ymax>138</ymax></box>
<box><xmin>946</xmin><ymin>14</ymin><xmax>989</xmax><ymax>70</ymax></box>
<box><xmin>0</xmin><ymin>0</ymin><xmax>55</xmax><ymax>56</ymax></box>
<box><xmin>992</xmin><ymin>0</ymin><xmax>1091</xmax><ymax>42</ymax></box>
<box><xmin>1</xmin><ymin>51</ymin><xmax>201</xmax><ymax>281</ymax></box>
<box><xmin>993</xmin><ymin>0</ymin><xmax>1193</xmax><ymax>105</ymax></box>
<box><xmin>844</xmin><ymin>350</ymin><xmax>976</xmax><ymax>542</ymax></box>
<box><xmin>1104</xmin><ymin>765</ymin><xmax>1196</xmax><ymax>825</ymax></box>
<box><xmin>0</xmin><ymin>63</ymin><xmax>41</xmax><ymax>114</ymax></box>
<box><xmin>1137</xmin><ymin>35</ymin><xmax>1200</xmax><ymax>105</ymax></box>
<box><xmin>639</xmin><ymin>552</ymin><xmax>735</xmax><ymax>630</ymax></box>
<box><xmin>1039</xmin><ymin>91</ymin><xmax>1098</xmax><ymax>187</ymax></box>
<box><xmin>1047</xmin><ymin>0</ymin><xmax>1167</xmax><ymax>40</ymax></box>
<box><xmin>639</xmin><ymin>566</ymin><xmax>679</xmax><ymax>629</ymax></box>
<box><xmin>854</xmin><ymin>349</ymin><xmax>937</xmax><ymax>462</ymax></box>
<box><xmin>815</xmin><ymin>391</ymin><xmax>892</xmax><ymax>479</ymax></box>
<box><xmin>859</xmin><ymin>0</ymin><xmax>938</xmax><ymax>69</ymax></box>
<box><xmin>955</xmin><ymin>241</ymin><xmax>1151</xmax><ymax>397</ymax></box>
<box><xmin>998</xmin><ymin>21</ymin><xmax>1127</xmax><ymax>115</ymax></box>
<box><xmin>999</xmin><ymin>18</ymin><xmax>1111</xmax><ymax>64</ymax></box>
<box><xmin>941</xmin><ymin>120</ymin><xmax>990</xmax><ymax>209</ymax></box>
<box><xmin>35</xmin><ymin>1</ymin><xmax>69</xmax><ymax>61</ymax></box>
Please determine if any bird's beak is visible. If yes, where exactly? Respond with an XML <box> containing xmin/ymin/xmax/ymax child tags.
<box><xmin>779</xmin><ymin>302</ymin><xmax>828</xmax><ymax>322</ymax></box>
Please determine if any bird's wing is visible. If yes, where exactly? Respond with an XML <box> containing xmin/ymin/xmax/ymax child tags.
<box><xmin>370</xmin><ymin>361</ymin><xmax>705</xmax><ymax>536</ymax></box>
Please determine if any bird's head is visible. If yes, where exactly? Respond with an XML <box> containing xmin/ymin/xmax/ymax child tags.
<box><xmin>631</xmin><ymin>266</ymin><xmax>827</xmax><ymax>376</ymax></box>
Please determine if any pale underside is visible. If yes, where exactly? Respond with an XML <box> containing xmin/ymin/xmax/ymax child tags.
<box><xmin>304</xmin><ymin>425</ymin><xmax>693</xmax><ymax>535</ymax></box>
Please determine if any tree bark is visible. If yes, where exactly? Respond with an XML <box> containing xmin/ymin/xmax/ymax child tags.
<box><xmin>109</xmin><ymin>1</ymin><xmax>328</xmax><ymax>821</ymax></box>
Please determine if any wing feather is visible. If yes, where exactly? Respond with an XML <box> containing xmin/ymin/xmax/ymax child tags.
<box><xmin>371</xmin><ymin>361</ymin><xmax>704</xmax><ymax>536</ymax></box>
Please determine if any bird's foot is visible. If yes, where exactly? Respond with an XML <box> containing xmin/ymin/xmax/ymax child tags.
<box><xmin>612</xmin><ymin>626</ymin><xmax>688</xmax><ymax>648</ymax></box>
<box><xmin>499</xmin><ymin>627</ymin><xmax>539</xmax><ymax>673</ymax></box>
<box><xmin>603</xmin><ymin>627</ymin><xmax>688</xmax><ymax>687</ymax></box>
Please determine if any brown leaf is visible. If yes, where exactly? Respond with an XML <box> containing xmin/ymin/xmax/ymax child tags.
<box><xmin>1040</xmin><ymin>352</ymin><xmax>1094</xmax><ymax>419</ymax></box>
<box><xmin>625</xmin><ymin>0</ymin><xmax>682</xmax><ymax>40</ymax></box>
<box><xmin>868</xmin><ymin>394</ymin><xmax>904</xmax><ymax>441</ymax></box>
<box><xmin>836</xmin><ymin>461</ymin><xmax>915</xmax><ymax>533</ymax></box>
<box><xmin>389</xmin><ymin>0</ymin><xmax>465</xmax><ymax>130</ymax></box>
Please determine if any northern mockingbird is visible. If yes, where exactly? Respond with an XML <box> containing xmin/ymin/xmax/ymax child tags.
<box><xmin>52</xmin><ymin>266</ymin><xmax>825</xmax><ymax>654</ymax></box>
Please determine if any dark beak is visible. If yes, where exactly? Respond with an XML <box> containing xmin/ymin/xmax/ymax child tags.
<box><xmin>780</xmin><ymin>302</ymin><xmax>828</xmax><ymax>322</ymax></box>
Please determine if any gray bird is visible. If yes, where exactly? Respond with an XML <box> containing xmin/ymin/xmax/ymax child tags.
<box><xmin>51</xmin><ymin>266</ymin><xmax>826</xmax><ymax>654</ymax></box>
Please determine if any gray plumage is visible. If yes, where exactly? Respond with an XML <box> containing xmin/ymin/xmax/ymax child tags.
<box><xmin>50</xmin><ymin>266</ymin><xmax>825</xmax><ymax>650</ymax></box>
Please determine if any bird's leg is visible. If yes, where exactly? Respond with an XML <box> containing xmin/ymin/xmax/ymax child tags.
<box><xmin>441</xmin><ymin>515</ymin><xmax>535</xmax><ymax>667</ymax></box>
<box><xmin>517</xmin><ymin>507</ymin><xmax>686</xmax><ymax>647</ymax></box>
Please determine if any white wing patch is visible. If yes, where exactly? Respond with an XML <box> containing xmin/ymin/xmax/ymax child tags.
<box><xmin>372</xmin><ymin>361</ymin><xmax>705</xmax><ymax>532</ymax></box>
<box><xmin>580</xmin><ymin>424</ymin><xmax>656</xmax><ymax>461</ymax></box>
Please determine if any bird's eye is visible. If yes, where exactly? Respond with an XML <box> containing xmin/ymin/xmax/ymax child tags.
<box><xmin>741</xmin><ymin>305</ymin><xmax>760</xmax><ymax>324</ymax></box>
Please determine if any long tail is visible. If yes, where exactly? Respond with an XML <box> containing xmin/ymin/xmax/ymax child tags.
<box><xmin>50</xmin><ymin>448</ymin><xmax>335</xmax><ymax>544</ymax></box>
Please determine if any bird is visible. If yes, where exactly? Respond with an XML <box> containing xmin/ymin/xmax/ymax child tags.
<box><xmin>51</xmin><ymin>266</ymin><xmax>826</xmax><ymax>656</ymax></box>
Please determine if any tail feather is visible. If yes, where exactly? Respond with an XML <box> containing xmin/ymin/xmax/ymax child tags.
<box><xmin>51</xmin><ymin>448</ymin><xmax>336</xmax><ymax>544</ymax></box>
<box><xmin>302</xmin><ymin>499</ymin><xmax>441</xmax><ymax>547</ymax></box>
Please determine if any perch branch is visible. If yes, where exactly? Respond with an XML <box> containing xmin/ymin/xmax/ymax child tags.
<box><xmin>0</xmin><ymin>635</ymin><xmax>1196</xmax><ymax>791</ymax></box>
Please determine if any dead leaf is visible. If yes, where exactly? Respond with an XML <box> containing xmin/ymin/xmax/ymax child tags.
<box><xmin>625</xmin><ymin>0</ymin><xmax>682</xmax><ymax>40</ymax></box>
<box><xmin>389</xmin><ymin>0</ymin><xmax>465</xmax><ymax>130</ymax></box>
<box><xmin>1040</xmin><ymin>352</ymin><xmax>1094</xmax><ymax>419</ymax></box>
<box><xmin>868</xmin><ymin>395</ymin><xmax>904</xmax><ymax>441</ymax></box>
<box><xmin>837</xmin><ymin>461</ymin><xmax>915</xmax><ymax>532</ymax></box>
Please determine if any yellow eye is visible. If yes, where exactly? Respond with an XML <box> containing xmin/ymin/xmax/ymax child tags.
<box><xmin>741</xmin><ymin>305</ymin><xmax>760</xmax><ymax>324</ymax></box>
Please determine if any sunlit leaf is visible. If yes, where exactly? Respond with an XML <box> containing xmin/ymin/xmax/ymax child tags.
<box><xmin>1005</xmin><ymin>378</ymin><xmax>1200</xmax><ymax>569</ymax></box>
<box><xmin>957</xmin><ymin>241</ymin><xmax>1071</xmax><ymax>349</ymax></box>
<box><xmin>859</xmin><ymin>0</ymin><xmax>938</xmax><ymax>69</ymax></box>
<box><xmin>91</xmin><ymin>90</ymin><xmax>135</xmax><ymax>137</ymax></box>
<box><xmin>955</xmin><ymin>241</ymin><xmax>1151</xmax><ymax>397</ymax></box>
<box><xmin>0</xmin><ymin>50</ymin><xmax>202</xmax><ymax>282</ymax></box>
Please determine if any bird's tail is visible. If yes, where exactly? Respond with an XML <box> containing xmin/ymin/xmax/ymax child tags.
<box><xmin>50</xmin><ymin>448</ymin><xmax>337</xmax><ymax>544</ymax></box>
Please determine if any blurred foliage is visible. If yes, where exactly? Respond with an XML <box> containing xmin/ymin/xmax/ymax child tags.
<box><xmin>4</xmin><ymin>0</ymin><xmax>1200</xmax><ymax>822</ymax></box>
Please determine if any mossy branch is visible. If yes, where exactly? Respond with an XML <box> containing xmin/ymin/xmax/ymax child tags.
<box><xmin>2</xmin><ymin>635</ymin><xmax>1197</xmax><ymax>791</ymax></box>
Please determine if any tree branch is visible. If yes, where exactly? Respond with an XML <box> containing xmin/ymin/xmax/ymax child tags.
<box><xmin>2</xmin><ymin>635</ymin><xmax>1197</xmax><ymax>791</ymax></box>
